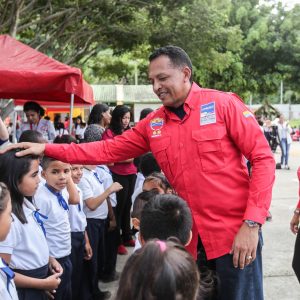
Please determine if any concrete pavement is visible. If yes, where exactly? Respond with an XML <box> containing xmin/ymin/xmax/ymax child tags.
<box><xmin>100</xmin><ymin>142</ymin><xmax>300</xmax><ymax>299</ymax></box>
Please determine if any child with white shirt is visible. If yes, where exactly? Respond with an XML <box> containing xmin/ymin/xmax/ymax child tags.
<box><xmin>69</xmin><ymin>164</ymin><xmax>92</xmax><ymax>300</ymax></box>
<box><xmin>78</xmin><ymin>165</ymin><xmax>122</xmax><ymax>300</ymax></box>
<box><xmin>0</xmin><ymin>182</ymin><xmax>18</xmax><ymax>300</ymax></box>
<box><xmin>0</xmin><ymin>150</ymin><xmax>62</xmax><ymax>300</ymax></box>
<box><xmin>96</xmin><ymin>165</ymin><xmax>119</xmax><ymax>282</ymax></box>
<box><xmin>53</xmin><ymin>134</ymin><xmax>93</xmax><ymax>300</ymax></box>
<box><xmin>34</xmin><ymin>156</ymin><xmax>80</xmax><ymax>300</ymax></box>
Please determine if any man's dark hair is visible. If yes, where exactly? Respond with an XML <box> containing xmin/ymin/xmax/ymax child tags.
<box><xmin>19</xmin><ymin>130</ymin><xmax>45</xmax><ymax>143</ymax></box>
<box><xmin>149</xmin><ymin>45</ymin><xmax>193</xmax><ymax>83</ymax></box>
<box><xmin>139</xmin><ymin>153</ymin><xmax>161</xmax><ymax>177</ymax></box>
<box><xmin>140</xmin><ymin>194</ymin><xmax>192</xmax><ymax>245</ymax></box>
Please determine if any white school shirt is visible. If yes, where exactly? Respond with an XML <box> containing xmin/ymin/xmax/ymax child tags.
<box><xmin>34</xmin><ymin>185</ymin><xmax>71</xmax><ymax>258</ymax></box>
<box><xmin>68</xmin><ymin>186</ymin><xmax>87</xmax><ymax>232</ymax></box>
<box><xmin>78</xmin><ymin>168</ymin><xmax>108</xmax><ymax>219</ymax></box>
<box><xmin>131</xmin><ymin>172</ymin><xmax>145</xmax><ymax>205</ymax></box>
<box><xmin>96</xmin><ymin>165</ymin><xmax>117</xmax><ymax>207</ymax></box>
<box><xmin>0</xmin><ymin>260</ymin><xmax>18</xmax><ymax>300</ymax></box>
<box><xmin>20</xmin><ymin>118</ymin><xmax>56</xmax><ymax>142</ymax></box>
<box><xmin>0</xmin><ymin>199</ymin><xmax>49</xmax><ymax>270</ymax></box>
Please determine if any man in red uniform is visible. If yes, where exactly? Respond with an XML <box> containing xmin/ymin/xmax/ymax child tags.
<box><xmin>5</xmin><ymin>46</ymin><xmax>275</xmax><ymax>299</ymax></box>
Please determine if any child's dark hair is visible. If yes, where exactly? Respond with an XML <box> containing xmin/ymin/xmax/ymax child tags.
<box><xmin>41</xmin><ymin>156</ymin><xmax>57</xmax><ymax>170</ymax></box>
<box><xmin>0</xmin><ymin>182</ymin><xmax>10</xmax><ymax>213</ymax></box>
<box><xmin>19</xmin><ymin>130</ymin><xmax>45</xmax><ymax>143</ymax></box>
<box><xmin>0</xmin><ymin>150</ymin><xmax>39</xmax><ymax>224</ymax></box>
<box><xmin>139</xmin><ymin>153</ymin><xmax>161</xmax><ymax>177</ymax></box>
<box><xmin>143</xmin><ymin>172</ymin><xmax>172</xmax><ymax>193</ymax></box>
<box><xmin>23</xmin><ymin>101</ymin><xmax>45</xmax><ymax>117</ymax></box>
<box><xmin>139</xmin><ymin>108</ymin><xmax>153</xmax><ymax>121</ymax></box>
<box><xmin>140</xmin><ymin>194</ymin><xmax>192</xmax><ymax>245</ymax></box>
<box><xmin>116</xmin><ymin>239</ymin><xmax>200</xmax><ymax>300</ymax></box>
<box><xmin>131</xmin><ymin>190</ymin><xmax>159</xmax><ymax>219</ymax></box>
<box><xmin>108</xmin><ymin>105</ymin><xmax>131</xmax><ymax>135</ymax></box>
<box><xmin>53</xmin><ymin>134</ymin><xmax>77</xmax><ymax>144</ymax></box>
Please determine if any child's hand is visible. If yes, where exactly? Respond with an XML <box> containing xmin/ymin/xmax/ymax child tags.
<box><xmin>84</xmin><ymin>242</ymin><xmax>93</xmax><ymax>260</ymax></box>
<box><xmin>49</xmin><ymin>257</ymin><xmax>63</xmax><ymax>276</ymax></box>
<box><xmin>43</xmin><ymin>273</ymin><xmax>61</xmax><ymax>290</ymax></box>
<box><xmin>108</xmin><ymin>214</ymin><xmax>117</xmax><ymax>232</ymax></box>
<box><xmin>108</xmin><ymin>182</ymin><xmax>123</xmax><ymax>194</ymax></box>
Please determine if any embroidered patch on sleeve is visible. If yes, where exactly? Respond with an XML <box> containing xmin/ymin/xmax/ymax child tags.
<box><xmin>150</xmin><ymin>118</ymin><xmax>164</xmax><ymax>137</ymax></box>
<box><xmin>200</xmin><ymin>102</ymin><xmax>216</xmax><ymax>125</ymax></box>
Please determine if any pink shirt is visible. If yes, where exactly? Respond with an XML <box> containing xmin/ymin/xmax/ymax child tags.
<box><xmin>102</xmin><ymin>129</ymin><xmax>137</xmax><ymax>176</ymax></box>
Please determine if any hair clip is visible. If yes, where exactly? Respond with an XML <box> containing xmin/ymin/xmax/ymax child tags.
<box><xmin>156</xmin><ymin>240</ymin><xmax>167</xmax><ymax>252</ymax></box>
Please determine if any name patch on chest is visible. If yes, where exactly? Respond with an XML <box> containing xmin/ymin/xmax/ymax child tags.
<box><xmin>150</xmin><ymin>118</ymin><xmax>164</xmax><ymax>138</ymax></box>
<box><xmin>200</xmin><ymin>102</ymin><xmax>216</xmax><ymax>125</ymax></box>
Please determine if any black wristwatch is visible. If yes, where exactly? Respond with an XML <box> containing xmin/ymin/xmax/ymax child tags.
<box><xmin>244</xmin><ymin>220</ymin><xmax>260</xmax><ymax>228</ymax></box>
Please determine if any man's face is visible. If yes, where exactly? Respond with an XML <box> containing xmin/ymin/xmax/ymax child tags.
<box><xmin>148</xmin><ymin>55</ymin><xmax>192</xmax><ymax>108</ymax></box>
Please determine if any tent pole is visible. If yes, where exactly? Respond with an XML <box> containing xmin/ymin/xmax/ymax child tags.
<box><xmin>12</xmin><ymin>109</ymin><xmax>17</xmax><ymax>143</ymax></box>
<box><xmin>69</xmin><ymin>94</ymin><xmax>74</xmax><ymax>134</ymax></box>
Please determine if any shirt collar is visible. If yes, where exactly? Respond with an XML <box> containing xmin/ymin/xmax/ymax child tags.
<box><xmin>162</xmin><ymin>82</ymin><xmax>201</xmax><ymax>119</ymax></box>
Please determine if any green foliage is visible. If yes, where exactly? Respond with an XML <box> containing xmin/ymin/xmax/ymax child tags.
<box><xmin>0</xmin><ymin>0</ymin><xmax>300</xmax><ymax>101</ymax></box>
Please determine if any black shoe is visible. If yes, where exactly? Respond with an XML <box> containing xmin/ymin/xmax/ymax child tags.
<box><xmin>100</xmin><ymin>271</ymin><xmax>120</xmax><ymax>283</ymax></box>
<box><xmin>94</xmin><ymin>290</ymin><xmax>111</xmax><ymax>300</ymax></box>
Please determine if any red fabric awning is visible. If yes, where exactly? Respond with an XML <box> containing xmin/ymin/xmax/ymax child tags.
<box><xmin>0</xmin><ymin>35</ymin><xmax>94</xmax><ymax>105</ymax></box>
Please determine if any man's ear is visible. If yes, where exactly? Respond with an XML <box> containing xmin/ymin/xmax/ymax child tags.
<box><xmin>182</xmin><ymin>66</ymin><xmax>192</xmax><ymax>83</ymax></box>
<box><xmin>131</xmin><ymin>218</ymin><xmax>140</xmax><ymax>230</ymax></box>
<box><xmin>185</xmin><ymin>230</ymin><xmax>193</xmax><ymax>246</ymax></box>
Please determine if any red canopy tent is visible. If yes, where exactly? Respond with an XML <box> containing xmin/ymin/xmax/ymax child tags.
<box><xmin>0</xmin><ymin>34</ymin><xmax>95</xmax><ymax>137</ymax></box>
<box><xmin>0</xmin><ymin>34</ymin><xmax>94</xmax><ymax>104</ymax></box>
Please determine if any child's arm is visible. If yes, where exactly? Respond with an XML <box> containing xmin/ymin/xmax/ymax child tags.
<box><xmin>0</xmin><ymin>253</ymin><xmax>61</xmax><ymax>290</ymax></box>
<box><xmin>107</xmin><ymin>198</ymin><xmax>117</xmax><ymax>232</ymax></box>
<box><xmin>85</xmin><ymin>182</ymin><xmax>122</xmax><ymax>211</ymax></box>
<box><xmin>66</xmin><ymin>175</ymin><xmax>80</xmax><ymax>204</ymax></box>
<box><xmin>84</xmin><ymin>231</ymin><xmax>93</xmax><ymax>260</ymax></box>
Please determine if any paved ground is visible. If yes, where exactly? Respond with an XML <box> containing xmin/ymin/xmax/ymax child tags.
<box><xmin>100</xmin><ymin>142</ymin><xmax>300</xmax><ymax>299</ymax></box>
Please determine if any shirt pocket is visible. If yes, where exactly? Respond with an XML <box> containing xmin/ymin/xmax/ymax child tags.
<box><xmin>150</xmin><ymin>136</ymin><xmax>174</xmax><ymax>179</ymax></box>
<box><xmin>192</xmin><ymin>127</ymin><xmax>225</xmax><ymax>172</ymax></box>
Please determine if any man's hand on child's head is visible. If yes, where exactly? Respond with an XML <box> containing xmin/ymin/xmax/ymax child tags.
<box><xmin>0</xmin><ymin>142</ymin><xmax>46</xmax><ymax>156</ymax></box>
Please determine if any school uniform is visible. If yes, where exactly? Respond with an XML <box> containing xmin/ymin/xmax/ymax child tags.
<box><xmin>0</xmin><ymin>198</ymin><xmax>49</xmax><ymax>300</ymax></box>
<box><xmin>20</xmin><ymin>119</ymin><xmax>56</xmax><ymax>142</ymax></box>
<box><xmin>0</xmin><ymin>258</ymin><xmax>18</xmax><ymax>300</ymax></box>
<box><xmin>78</xmin><ymin>168</ymin><xmax>108</xmax><ymax>299</ymax></box>
<box><xmin>96</xmin><ymin>165</ymin><xmax>118</xmax><ymax>280</ymax></box>
<box><xmin>68</xmin><ymin>186</ymin><xmax>87</xmax><ymax>300</ymax></box>
<box><xmin>34</xmin><ymin>185</ymin><xmax>72</xmax><ymax>300</ymax></box>
<box><xmin>131</xmin><ymin>172</ymin><xmax>145</xmax><ymax>204</ymax></box>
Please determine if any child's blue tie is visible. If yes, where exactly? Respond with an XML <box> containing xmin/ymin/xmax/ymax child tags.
<box><xmin>0</xmin><ymin>258</ymin><xmax>15</xmax><ymax>295</ymax></box>
<box><xmin>33</xmin><ymin>210</ymin><xmax>48</xmax><ymax>236</ymax></box>
<box><xmin>45</xmin><ymin>184</ymin><xmax>69</xmax><ymax>211</ymax></box>
<box><xmin>93</xmin><ymin>172</ymin><xmax>103</xmax><ymax>184</ymax></box>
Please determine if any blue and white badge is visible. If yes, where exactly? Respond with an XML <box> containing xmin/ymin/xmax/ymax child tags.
<box><xmin>200</xmin><ymin>102</ymin><xmax>216</xmax><ymax>125</ymax></box>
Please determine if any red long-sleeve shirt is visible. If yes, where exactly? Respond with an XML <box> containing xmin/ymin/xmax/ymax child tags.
<box><xmin>45</xmin><ymin>83</ymin><xmax>275</xmax><ymax>259</ymax></box>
